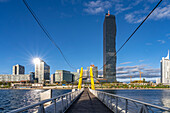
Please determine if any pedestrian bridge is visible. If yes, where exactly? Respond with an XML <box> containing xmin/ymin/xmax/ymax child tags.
<box><xmin>8</xmin><ymin>67</ymin><xmax>170</xmax><ymax>113</ymax></box>
<box><xmin>8</xmin><ymin>88</ymin><xmax>170</xmax><ymax>113</ymax></box>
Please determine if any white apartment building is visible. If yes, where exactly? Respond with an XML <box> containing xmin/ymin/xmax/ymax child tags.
<box><xmin>161</xmin><ymin>50</ymin><xmax>170</xmax><ymax>85</ymax></box>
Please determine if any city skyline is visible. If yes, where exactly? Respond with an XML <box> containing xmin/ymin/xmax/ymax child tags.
<box><xmin>0</xmin><ymin>0</ymin><xmax>170</xmax><ymax>82</ymax></box>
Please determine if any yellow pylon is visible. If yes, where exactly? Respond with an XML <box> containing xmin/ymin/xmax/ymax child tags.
<box><xmin>90</xmin><ymin>67</ymin><xmax>95</xmax><ymax>90</ymax></box>
<box><xmin>78</xmin><ymin>67</ymin><xmax>83</xmax><ymax>90</ymax></box>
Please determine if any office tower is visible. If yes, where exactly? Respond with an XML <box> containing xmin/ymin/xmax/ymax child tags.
<box><xmin>34</xmin><ymin>58</ymin><xmax>50</xmax><ymax>84</ymax></box>
<box><xmin>161</xmin><ymin>50</ymin><xmax>170</xmax><ymax>85</ymax></box>
<box><xmin>12</xmin><ymin>64</ymin><xmax>25</xmax><ymax>75</ymax></box>
<box><xmin>54</xmin><ymin>70</ymin><xmax>73</xmax><ymax>83</ymax></box>
<box><xmin>103</xmin><ymin>11</ymin><xmax>116</xmax><ymax>82</ymax></box>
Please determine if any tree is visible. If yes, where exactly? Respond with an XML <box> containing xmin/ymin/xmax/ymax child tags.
<box><xmin>61</xmin><ymin>80</ymin><xmax>66</xmax><ymax>84</ymax></box>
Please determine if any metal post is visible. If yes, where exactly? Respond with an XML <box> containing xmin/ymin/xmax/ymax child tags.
<box><xmin>53</xmin><ymin>99</ymin><xmax>56</xmax><ymax>113</ymax></box>
<box><xmin>61</xmin><ymin>96</ymin><xmax>64</xmax><ymax>113</ymax></box>
<box><xmin>103</xmin><ymin>93</ymin><xmax>105</xmax><ymax>103</ymax></box>
<box><xmin>66</xmin><ymin>95</ymin><xmax>68</xmax><ymax>107</ymax></box>
<box><xmin>107</xmin><ymin>95</ymin><xmax>109</xmax><ymax>106</ymax></box>
<box><xmin>116</xmin><ymin>97</ymin><xmax>118</xmax><ymax>113</ymax></box>
<box><xmin>39</xmin><ymin>104</ymin><xmax>44</xmax><ymax>113</ymax></box>
<box><xmin>125</xmin><ymin>99</ymin><xmax>128</xmax><ymax>113</ymax></box>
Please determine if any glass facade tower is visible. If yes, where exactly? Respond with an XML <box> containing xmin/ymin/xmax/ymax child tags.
<box><xmin>34</xmin><ymin>59</ymin><xmax>50</xmax><ymax>84</ymax></box>
<box><xmin>103</xmin><ymin>12</ymin><xmax>116</xmax><ymax>82</ymax></box>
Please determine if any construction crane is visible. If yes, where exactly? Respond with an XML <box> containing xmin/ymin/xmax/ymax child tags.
<box><xmin>139</xmin><ymin>71</ymin><xmax>143</xmax><ymax>84</ymax></box>
<box><xmin>129</xmin><ymin>76</ymin><xmax>132</xmax><ymax>83</ymax></box>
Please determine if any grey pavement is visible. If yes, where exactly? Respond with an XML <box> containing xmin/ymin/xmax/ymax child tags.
<box><xmin>66</xmin><ymin>88</ymin><xmax>113</xmax><ymax>113</ymax></box>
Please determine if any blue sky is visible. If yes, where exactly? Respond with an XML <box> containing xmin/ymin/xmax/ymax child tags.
<box><xmin>0</xmin><ymin>0</ymin><xmax>170</xmax><ymax>82</ymax></box>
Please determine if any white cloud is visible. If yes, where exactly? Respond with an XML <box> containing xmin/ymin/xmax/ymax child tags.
<box><xmin>124</xmin><ymin>1</ymin><xmax>170</xmax><ymax>23</ymax></box>
<box><xmin>117</xmin><ymin>65</ymin><xmax>159</xmax><ymax>79</ymax></box>
<box><xmin>115</xmin><ymin>4</ymin><xmax>132</xmax><ymax>14</ymax></box>
<box><xmin>120</xmin><ymin>62</ymin><xmax>132</xmax><ymax>65</ymax></box>
<box><xmin>124</xmin><ymin>6</ymin><xmax>149</xmax><ymax>23</ymax></box>
<box><xmin>150</xmin><ymin>5</ymin><xmax>170</xmax><ymax>20</ymax></box>
<box><xmin>139</xmin><ymin>60</ymin><xmax>144</xmax><ymax>62</ymax></box>
<box><xmin>98</xmin><ymin>64</ymin><xmax>160</xmax><ymax>81</ymax></box>
<box><xmin>84</xmin><ymin>0</ymin><xmax>112</xmax><ymax>14</ymax></box>
<box><xmin>157</xmin><ymin>40</ymin><xmax>166</xmax><ymax>44</ymax></box>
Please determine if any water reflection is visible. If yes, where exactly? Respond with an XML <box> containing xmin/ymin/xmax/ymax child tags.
<box><xmin>161</xmin><ymin>90</ymin><xmax>170</xmax><ymax>112</ymax></box>
<box><xmin>0</xmin><ymin>89</ymin><xmax>71</xmax><ymax>113</ymax></box>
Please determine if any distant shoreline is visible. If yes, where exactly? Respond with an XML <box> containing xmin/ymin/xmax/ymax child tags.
<box><xmin>96</xmin><ymin>88</ymin><xmax>170</xmax><ymax>90</ymax></box>
<box><xmin>0</xmin><ymin>87</ymin><xmax>170</xmax><ymax>90</ymax></box>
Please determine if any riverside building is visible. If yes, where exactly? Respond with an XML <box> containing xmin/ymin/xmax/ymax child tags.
<box><xmin>34</xmin><ymin>58</ymin><xmax>50</xmax><ymax>84</ymax></box>
<box><xmin>13</xmin><ymin>64</ymin><xmax>25</xmax><ymax>75</ymax></box>
<box><xmin>0</xmin><ymin>74</ymin><xmax>32</xmax><ymax>82</ymax></box>
<box><xmin>103</xmin><ymin>11</ymin><xmax>116</xmax><ymax>82</ymax></box>
<box><xmin>160</xmin><ymin>50</ymin><xmax>170</xmax><ymax>85</ymax></box>
<box><xmin>53</xmin><ymin>70</ymin><xmax>74</xmax><ymax>83</ymax></box>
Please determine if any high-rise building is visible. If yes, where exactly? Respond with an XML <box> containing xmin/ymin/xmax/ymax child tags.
<box><xmin>34</xmin><ymin>58</ymin><xmax>50</xmax><ymax>84</ymax></box>
<box><xmin>103</xmin><ymin>11</ymin><xmax>116</xmax><ymax>82</ymax></box>
<box><xmin>12</xmin><ymin>64</ymin><xmax>25</xmax><ymax>75</ymax></box>
<box><xmin>161</xmin><ymin>50</ymin><xmax>170</xmax><ymax>85</ymax></box>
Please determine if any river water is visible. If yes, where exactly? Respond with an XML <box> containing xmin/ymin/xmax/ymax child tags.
<box><xmin>0</xmin><ymin>89</ymin><xmax>71</xmax><ymax>113</ymax></box>
<box><xmin>0</xmin><ymin>89</ymin><xmax>170</xmax><ymax>113</ymax></box>
<box><xmin>101</xmin><ymin>89</ymin><xmax>170</xmax><ymax>112</ymax></box>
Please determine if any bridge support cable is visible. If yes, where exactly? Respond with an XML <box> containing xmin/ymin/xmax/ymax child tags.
<box><xmin>22</xmin><ymin>0</ymin><xmax>76</xmax><ymax>70</ymax></box>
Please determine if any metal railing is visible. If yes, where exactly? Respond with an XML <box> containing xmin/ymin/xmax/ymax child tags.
<box><xmin>89</xmin><ymin>89</ymin><xmax>170</xmax><ymax>113</ymax></box>
<box><xmin>8</xmin><ymin>88</ymin><xmax>84</xmax><ymax>113</ymax></box>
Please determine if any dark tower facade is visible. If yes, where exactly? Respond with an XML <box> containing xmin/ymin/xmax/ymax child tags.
<box><xmin>103</xmin><ymin>11</ymin><xmax>116</xmax><ymax>82</ymax></box>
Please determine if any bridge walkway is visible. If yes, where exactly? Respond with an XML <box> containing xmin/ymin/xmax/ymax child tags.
<box><xmin>66</xmin><ymin>88</ymin><xmax>113</xmax><ymax>113</ymax></box>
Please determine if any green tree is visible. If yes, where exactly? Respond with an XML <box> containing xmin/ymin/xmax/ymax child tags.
<box><xmin>61</xmin><ymin>80</ymin><xmax>66</xmax><ymax>84</ymax></box>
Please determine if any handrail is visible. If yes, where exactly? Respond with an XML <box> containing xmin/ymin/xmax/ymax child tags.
<box><xmin>8</xmin><ymin>88</ymin><xmax>84</xmax><ymax>113</ymax></box>
<box><xmin>89</xmin><ymin>89</ymin><xmax>170</xmax><ymax>113</ymax></box>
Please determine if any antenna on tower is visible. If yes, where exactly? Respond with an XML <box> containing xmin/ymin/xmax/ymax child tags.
<box><xmin>108</xmin><ymin>10</ymin><xmax>110</xmax><ymax>16</ymax></box>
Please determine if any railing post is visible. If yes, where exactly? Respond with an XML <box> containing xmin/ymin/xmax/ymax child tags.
<box><xmin>125</xmin><ymin>99</ymin><xmax>128</xmax><ymax>113</ymax></box>
<box><xmin>116</xmin><ymin>97</ymin><xmax>118</xmax><ymax>113</ymax></box>
<box><xmin>103</xmin><ymin>93</ymin><xmax>105</xmax><ymax>103</ymax></box>
<box><xmin>66</xmin><ymin>95</ymin><xmax>68</xmax><ymax>108</ymax></box>
<box><xmin>39</xmin><ymin>104</ymin><xmax>44</xmax><ymax>113</ymax></box>
<box><xmin>107</xmin><ymin>95</ymin><xmax>109</xmax><ymax>106</ymax></box>
<box><xmin>71</xmin><ymin>93</ymin><xmax>72</xmax><ymax>102</ymax></box>
<box><xmin>61</xmin><ymin>96</ymin><xmax>64</xmax><ymax>113</ymax></box>
<box><xmin>53</xmin><ymin>99</ymin><xmax>57</xmax><ymax>113</ymax></box>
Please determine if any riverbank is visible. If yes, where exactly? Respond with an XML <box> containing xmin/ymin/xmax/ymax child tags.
<box><xmin>1</xmin><ymin>87</ymin><xmax>170</xmax><ymax>90</ymax></box>
<box><xmin>0</xmin><ymin>86</ymin><xmax>75</xmax><ymax>90</ymax></box>
<box><xmin>96</xmin><ymin>88</ymin><xmax>170</xmax><ymax>90</ymax></box>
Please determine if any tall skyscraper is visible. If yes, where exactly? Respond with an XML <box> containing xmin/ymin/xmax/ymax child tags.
<box><xmin>103</xmin><ymin>11</ymin><xmax>116</xmax><ymax>83</ymax></box>
<box><xmin>161</xmin><ymin>50</ymin><xmax>170</xmax><ymax>85</ymax></box>
<box><xmin>34</xmin><ymin>58</ymin><xmax>50</xmax><ymax>84</ymax></box>
<box><xmin>12</xmin><ymin>64</ymin><xmax>25</xmax><ymax>75</ymax></box>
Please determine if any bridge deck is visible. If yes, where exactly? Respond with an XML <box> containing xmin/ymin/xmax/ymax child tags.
<box><xmin>66</xmin><ymin>88</ymin><xmax>113</xmax><ymax>113</ymax></box>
